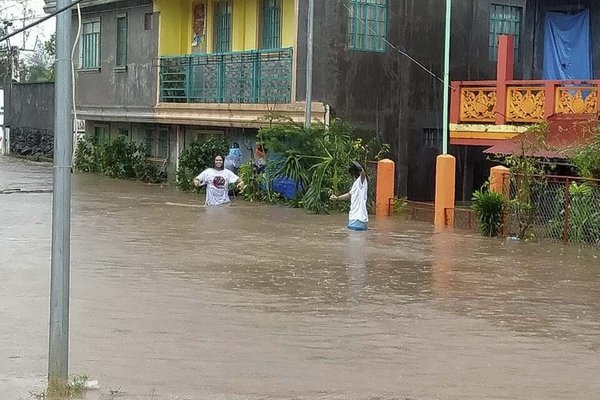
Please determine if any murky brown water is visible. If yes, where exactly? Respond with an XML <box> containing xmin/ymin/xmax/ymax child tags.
<box><xmin>1</xmin><ymin>156</ymin><xmax>599</xmax><ymax>399</ymax></box>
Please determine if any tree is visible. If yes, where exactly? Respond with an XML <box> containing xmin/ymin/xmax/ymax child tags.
<box><xmin>20</xmin><ymin>33</ymin><xmax>55</xmax><ymax>82</ymax></box>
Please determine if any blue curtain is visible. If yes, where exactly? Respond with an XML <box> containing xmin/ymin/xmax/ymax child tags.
<box><xmin>543</xmin><ymin>10</ymin><xmax>592</xmax><ymax>80</ymax></box>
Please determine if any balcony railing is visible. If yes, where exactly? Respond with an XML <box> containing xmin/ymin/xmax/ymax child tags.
<box><xmin>451</xmin><ymin>80</ymin><xmax>600</xmax><ymax>125</ymax></box>
<box><xmin>159</xmin><ymin>47</ymin><xmax>293</xmax><ymax>104</ymax></box>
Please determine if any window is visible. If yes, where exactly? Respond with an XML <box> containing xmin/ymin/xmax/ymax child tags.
<box><xmin>116</xmin><ymin>15</ymin><xmax>127</xmax><ymax>67</ymax></box>
<box><xmin>192</xmin><ymin>2</ymin><xmax>207</xmax><ymax>53</ymax></box>
<box><xmin>261</xmin><ymin>0</ymin><xmax>281</xmax><ymax>49</ymax></box>
<box><xmin>118</xmin><ymin>128</ymin><xmax>129</xmax><ymax>138</ymax></box>
<box><xmin>81</xmin><ymin>20</ymin><xmax>101</xmax><ymax>69</ymax></box>
<box><xmin>144</xmin><ymin>13</ymin><xmax>153</xmax><ymax>30</ymax></box>
<box><xmin>145</xmin><ymin>127</ymin><xmax>169</xmax><ymax>158</ymax></box>
<box><xmin>489</xmin><ymin>4</ymin><xmax>522</xmax><ymax>62</ymax></box>
<box><xmin>423</xmin><ymin>128</ymin><xmax>442</xmax><ymax>151</ymax></box>
<box><xmin>214</xmin><ymin>0</ymin><xmax>232</xmax><ymax>53</ymax></box>
<box><xmin>94</xmin><ymin>125</ymin><xmax>109</xmax><ymax>145</ymax></box>
<box><xmin>348</xmin><ymin>0</ymin><xmax>387</xmax><ymax>52</ymax></box>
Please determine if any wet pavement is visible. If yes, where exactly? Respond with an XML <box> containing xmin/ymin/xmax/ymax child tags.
<box><xmin>1</xmin><ymin>155</ymin><xmax>599</xmax><ymax>399</ymax></box>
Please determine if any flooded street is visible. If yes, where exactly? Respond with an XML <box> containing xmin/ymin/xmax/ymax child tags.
<box><xmin>1</xmin><ymin>155</ymin><xmax>599</xmax><ymax>399</ymax></box>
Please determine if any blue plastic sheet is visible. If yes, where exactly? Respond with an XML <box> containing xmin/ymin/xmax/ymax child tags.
<box><xmin>543</xmin><ymin>10</ymin><xmax>592</xmax><ymax>80</ymax></box>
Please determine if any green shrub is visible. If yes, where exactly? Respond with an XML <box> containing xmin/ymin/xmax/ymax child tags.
<box><xmin>73</xmin><ymin>135</ymin><xmax>165</xmax><ymax>182</ymax></box>
<box><xmin>571</xmin><ymin>133</ymin><xmax>600</xmax><ymax>179</ymax></box>
<box><xmin>258</xmin><ymin>119</ymin><xmax>389</xmax><ymax>214</ymax></box>
<box><xmin>472</xmin><ymin>188</ymin><xmax>505</xmax><ymax>237</ymax></box>
<box><xmin>176</xmin><ymin>136</ymin><xmax>229</xmax><ymax>191</ymax></box>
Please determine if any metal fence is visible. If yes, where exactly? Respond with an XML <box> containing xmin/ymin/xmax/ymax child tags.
<box><xmin>505</xmin><ymin>174</ymin><xmax>600</xmax><ymax>245</ymax></box>
<box><xmin>159</xmin><ymin>47</ymin><xmax>293</xmax><ymax>104</ymax></box>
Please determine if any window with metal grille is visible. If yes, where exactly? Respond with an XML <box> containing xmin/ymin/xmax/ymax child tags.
<box><xmin>489</xmin><ymin>4</ymin><xmax>521</xmax><ymax>62</ymax></box>
<box><xmin>348</xmin><ymin>0</ymin><xmax>387</xmax><ymax>52</ymax></box>
<box><xmin>145</xmin><ymin>128</ymin><xmax>169</xmax><ymax>158</ymax></box>
<box><xmin>144</xmin><ymin>13</ymin><xmax>153</xmax><ymax>30</ymax></box>
<box><xmin>116</xmin><ymin>15</ymin><xmax>127</xmax><ymax>67</ymax></box>
<box><xmin>261</xmin><ymin>0</ymin><xmax>281</xmax><ymax>49</ymax></box>
<box><xmin>214</xmin><ymin>1</ymin><xmax>232</xmax><ymax>53</ymax></box>
<box><xmin>423</xmin><ymin>128</ymin><xmax>442</xmax><ymax>151</ymax></box>
<box><xmin>94</xmin><ymin>125</ymin><xmax>109</xmax><ymax>145</ymax></box>
<box><xmin>80</xmin><ymin>20</ymin><xmax>101</xmax><ymax>69</ymax></box>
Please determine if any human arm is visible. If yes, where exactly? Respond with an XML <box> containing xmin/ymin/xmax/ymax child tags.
<box><xmin>330</xmin><ymin>192</ymin><xmax>351</xmax><ymax>202</ymax></box>
<box><xmin>193</xmin><ymin>170</ymin><xmax>208</xmax><ymax>188</ymax></box>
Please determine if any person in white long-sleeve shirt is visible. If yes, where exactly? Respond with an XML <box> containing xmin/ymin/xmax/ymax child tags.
<box><xmin>193</xmin><ymin>155</ymin><xmax>244</xmax><ymax>206</ymax></box>
<box><xmin>329</xmin><ymin>161</ymin><xmax>368</xmax><ymax>231</ymax></box>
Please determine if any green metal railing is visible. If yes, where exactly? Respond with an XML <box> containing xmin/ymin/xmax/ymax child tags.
<box><xmin>159</xmin><ymin>47</ymin><xmax>293</xmax><ymax>104</ymax></box>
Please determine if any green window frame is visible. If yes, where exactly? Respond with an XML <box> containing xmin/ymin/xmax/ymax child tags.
<box><xmin>94</xmin><ymin>125</ymin><xmax>109</xmax><ymax>145</ymax></box>
<box><xmin>81</xmin><ymin>20</ymin><xmax>101</xmax><ymax>69</ymax></box>
<box><xmin>116</xmin><ymin>15</ymin><xmax>128</xmax><ymax>67</ymax></box>
<box><xmin>214</xmin><ymin>0</ymin><xmax>232</xmax><ymax>53</ymax></box>
<box><xmin>145</xmin><ymin>127</ymin><xmax>169</xmax><ymax>158</ymax></box>
<box><xmin>348</xmin><ymin>0</ymin><xmax>387</xmax><ymax>52</ymax></box>
<box><xmin>489</xmin><ymin>4</ymin><xmax>522</xmax><ymax>62</ymax></box>
<box><xmin>261</xmin><ymin>0</ymin><xmax>281</xmax><ymax>49</ymax></box>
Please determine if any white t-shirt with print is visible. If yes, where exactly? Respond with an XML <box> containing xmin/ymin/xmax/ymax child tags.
<box><xmin>349</xmin><ymin>176</ymin><xmax>368</xmax><ymax>222</ymax></box>
<box><xmin>196</xmin><ymin>168</ymin><xmax>240</xmax><ymax>206</ymax></box>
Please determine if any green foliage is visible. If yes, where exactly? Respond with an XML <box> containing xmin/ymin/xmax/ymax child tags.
<box><xmin>391</xmin><ymin>196</ymin><xmax>408</xmax><ymax>215</ymax></box>
<box><xmin>571</xmin><ymin>132</ymin><xmax>600</xmax><ymax>179</ymax></box>
<box><xmin>501</xmin><ymin>123</ymin><xmax>551</xmax><ymax>239</ymax></box>
<box><xmin>73</xmin><ymin>136</ymin><xmax>166</xmax><ymax>182</ymax></box>
<box><xmin>237</xmin><ymin>162</ymin><xmax>280</xmax><ymax>203</ymax></box>
<box><xmin>258</xmin><ymin>118</ymin><xmax>389</xmax><ymax>214</ymax></box>
<box><xmin>32</xmin><ymin>374</ymin><xmax>89</xmax><ymax>399</ymax></box>
<box><xmin>548</xmin><ymin>182</ymin><xmax>600</xmax><ymax>244</ymax></box>
<box><xmin>472</xmin><ymin>188</ymin><xmax>505</xmax><ymax>237</ymax></box>
<box><xmin>176</xmin><ymin>135</ymin><xmax>229</xmax><ymax>191</ymax></box>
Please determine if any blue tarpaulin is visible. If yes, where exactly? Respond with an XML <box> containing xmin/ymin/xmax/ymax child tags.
<box><xmin>543</xmin><ymin>10</ymin><xmax>592</xmax><ymax>80</ymax></box>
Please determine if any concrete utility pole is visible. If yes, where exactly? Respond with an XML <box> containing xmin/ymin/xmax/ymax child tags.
<box><xmin>48</xmin><ymin>0</ymin><xmax>73</xmax><ymax>388</ymax></box>
<box><xmin>304</xmin><ymin>0</ymin><xmax>314</xmax><ymax>129</ymax></box>
<box><xmin>442</xmin><ymin>0</ymin><xmax>452</xmax><ymax>154</ymax></box>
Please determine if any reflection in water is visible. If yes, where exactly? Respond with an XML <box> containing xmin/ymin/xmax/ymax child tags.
<box><xmin>345</xmin><ymin>232</ymin><xmax>367</xmax><ymax>301</ymax></box>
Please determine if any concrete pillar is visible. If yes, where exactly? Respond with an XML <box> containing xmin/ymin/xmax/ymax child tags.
<box><xmin>375</xmin><ymin>159</ymin><xmax>395</xmax><ymax>216</ymax></box>
<box><xmin>434</xmin><ymin>154</ymin><xmax>456</xmax><ymax>227</ymax></box>
<box><xmin>489</xmin><ymin>165</ymin><xmax>510</xmax><ymax>196</ymax></box>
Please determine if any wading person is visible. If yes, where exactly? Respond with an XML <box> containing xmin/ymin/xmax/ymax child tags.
<box><xmin>330</xmin><ymin>161</ymin><xmax>368</xmax><ymax>231</ymax></box>
<box><xmin>193</xmin><ymin>155</ymin><xmax>244</xmax><ymax>206</ymax></box>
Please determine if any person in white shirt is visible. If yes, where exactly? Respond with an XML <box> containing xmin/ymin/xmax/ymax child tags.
<box><xmin>329</xmin><ymin>161</ymin><xmax>368</xmax><ymax>231</ymax></box>
<box><xmin>193</xmin><ymin>155</ymin><xmax>244</xmax><ymax>206</ymax></box>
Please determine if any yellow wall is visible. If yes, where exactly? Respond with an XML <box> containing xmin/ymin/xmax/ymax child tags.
<box><xmin>155</xmin><ymin>0</ymin><xmax>184</xmax><ymax>56</ymax></box>
<box><xmin>156</xmin><ymin>0</ymin><xmax>296</xmax><ymax>56</ymax></box>
<box><xmin>281</xmin><ymin>0</ymin><xmax>296</xmax><ymax>48</ymax></box>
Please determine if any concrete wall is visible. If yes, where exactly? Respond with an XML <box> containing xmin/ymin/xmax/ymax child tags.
<box><xmin>3</xmin><ymin>82</ymin><xmax>55</xmax><ymax>157</ymax></box>
<box><xmin>295</xmin><ymin>0</ymin><xmax>489</xmax><ymax>199</ymax></box>
<box><xmin>294</xmin><ymin>0</ymin><xmax>597</xmax><ymax>200</ymax></box>
<box><xmin>73</xmin><ymin>0</ymin><xmax>158</xmax><ymax>111</ymax></box>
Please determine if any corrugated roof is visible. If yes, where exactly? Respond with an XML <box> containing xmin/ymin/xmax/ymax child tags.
<box><xmin>484</xmin><ymin>114</ymin><xmax>598</xmax><ymax>159</ymax></box>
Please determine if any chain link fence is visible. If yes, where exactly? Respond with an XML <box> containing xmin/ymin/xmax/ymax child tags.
<box><xmin>505</xmin><ymin>173</ymin><xmax>600</xmax><ymax>246</ymax></box>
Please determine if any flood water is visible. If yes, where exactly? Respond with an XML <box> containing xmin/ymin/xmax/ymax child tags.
<box><xmin>1</xmin><ymin>156</ymin><xmax>599</xmax><ymax>399</ymax></box>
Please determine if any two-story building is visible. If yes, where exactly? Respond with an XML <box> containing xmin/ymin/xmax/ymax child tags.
<box><xmin>43</xmin><ymin>0</ymin><xmax>600</xmax><ymax>200</ymax></box>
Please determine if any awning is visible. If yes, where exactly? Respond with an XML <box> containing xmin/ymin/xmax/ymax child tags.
<box><xmin>484</xmin><ymin>114</ymin><xmax>598</xmax><ymax>159</ymax></box>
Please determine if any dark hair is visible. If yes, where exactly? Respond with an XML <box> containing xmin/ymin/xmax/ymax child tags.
<box><xmin>348</xmin><ymin>161</ymin><xmax>362</xmax><ymax>178</ymax></box>
<box><xmin>214</xmin><ymin>155</ymin><xmax>225</xmax><ymax>170</ymax></box>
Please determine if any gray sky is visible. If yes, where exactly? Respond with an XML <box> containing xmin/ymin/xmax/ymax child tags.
<box><xmin>1</xmin><ymin>0</ymin><xmax>55</xmax><ymax>51</ymax></box>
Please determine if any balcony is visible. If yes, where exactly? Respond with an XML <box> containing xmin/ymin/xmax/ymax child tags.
<box><xmin>159</xmin><ymin>48</ymin><xmax>293</xmax><ymax>104</ymax></box>
<box><xmin>449</xmin><ymin>35</ymin><xmax>600</xmax><ymax>146</ymax></box>
<box><xmin>452</xmin><ymin>80</ymin><xmax>600</xmax><ymax>124</ymax></box>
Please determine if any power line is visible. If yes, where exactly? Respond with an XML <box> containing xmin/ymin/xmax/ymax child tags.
<box><xmin>0</xmin><ymin>0</ymin><xmax>85</xmax><ymax>44</ymax></box>
<box><xmin>338</xmin><ymin>0</ymin><xmax>452</xmax><ymax>89</ymax></box>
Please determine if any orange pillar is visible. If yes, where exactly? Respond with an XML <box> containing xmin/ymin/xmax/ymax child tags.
<box><xmin>489</xmin><ymin>165</ymin><xmax>510</xmax><ymax>196</ymax></box>
<box><xmin>495</xmin><ymin>35</ymin><xmax>514</xmax><ymax>125</ymax></box>
<box><xmin>375</xmin><ymin>159</ymin><xmax>395</xmax><ymax>216</ymax></box>
<box><xmin>434</xmin><ymin>154</ymin><xmax>456</xmax><ymax>227</ymax></box>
